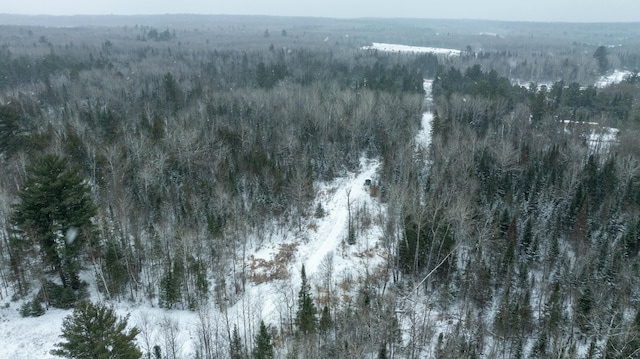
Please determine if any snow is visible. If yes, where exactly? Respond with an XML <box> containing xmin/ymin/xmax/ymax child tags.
<box><xmin>237</xmin><ymin>156</ymin><xmax>386</xmax><ymax>326</ymax></box>
<box><xmin>304</xmin><ymin>159</ymin><xmax>380</xmax><ymax>275</ymax></box>
<box><xmin>363</xmin><ymin>42</ymin><xmax>461</xmax><ymax>56</ymax></box>
<box><xmin>511</xmin><ymin>79</ymin><xmax>554</xmax><ymax>90</ymax></box>
<box><xmin>415</xmin><ymin>80</ymin><xmax>434</xmax><ymax>152</ymax></box>
<box><xmin>561</xmin><ymin>120</ymin><xmax>619</xmax><ymax>153</ymax></box>
<box><xmin>595</xmin><ymin>69</ymin><xmax>632</xmax><ymax>88</ymax></box>
<box><xmin>0</xmin><ymin>154</ymin><xmax>388</xmax><ymax>358</ymax></box>
<box><xmin>588</xmin><ymin>126</ymin><xmax>619</xmax><ymax>153</ymax></box>
<box><xmin>0</xmin><ymin>306</ymin><xmax>67</xmax><ymax>358</ymax></box>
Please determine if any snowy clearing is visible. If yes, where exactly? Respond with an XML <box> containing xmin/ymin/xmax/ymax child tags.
<box><xmin>595</xmin><ymin>69</ymin><xmax>633</xmax><ymax>88</ymax></box>
<box><xmin>363</xmin><ymin>42</ymin><xmax>461</xmax><ymax>56</ymax></box>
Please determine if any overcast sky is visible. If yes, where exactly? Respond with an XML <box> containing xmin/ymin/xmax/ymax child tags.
<box><xmin>3</xmin><ymin>0</ymin><xmax>640</xmax><ymax>22</ymax></box>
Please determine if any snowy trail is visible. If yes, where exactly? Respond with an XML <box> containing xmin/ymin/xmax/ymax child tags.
<box><xmin>304</xmin><ymin>159</ymin><xmax>380</xmax><ymax>275</ymax></box>
<box><xmin>415</xmin><ymin>79</ymin><xmax>434</xmax><ymax>152</ymax></box>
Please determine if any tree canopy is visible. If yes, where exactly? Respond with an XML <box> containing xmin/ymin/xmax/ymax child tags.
<box><xmin>10</xmin><ymin>154</ymin><xmax>96</xmax><ymax>294</ymax></box>
<box><xmin>51</xmin><ymin>301</ymin><xmax>141</xmax><ymax>359</ymax></box>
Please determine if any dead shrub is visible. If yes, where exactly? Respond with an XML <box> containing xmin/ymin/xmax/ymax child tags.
<box><xmin>248</xmin><ymin>243</ymin><xmax>299</xmax><ymax>284</ymax></box>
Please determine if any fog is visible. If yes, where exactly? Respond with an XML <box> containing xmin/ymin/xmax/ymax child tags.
<box><xmin>3</xmin><ymin>0</ymin><xmax>640</xmax><ymax>22</ymax></box>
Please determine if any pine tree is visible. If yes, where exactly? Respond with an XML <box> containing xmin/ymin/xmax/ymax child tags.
<box><xmin>296</xmin><ymin>265</ymin><xmax>317</xmax><ymax>335</ymax></box>
<box><xmin>10</xmin><ymin>154</ymin><xmax>97</xmax><ymax>295</ymax></box>
<box><xmin>593</xmin><ymin>45</ymin><xmax>609</xmax><ymax>75</ymax></box>
<box><xmin>153</xmin><ymin>345</ymin><xmax>162</xmax><ymax>359</ymax></box>
<box><xmin>159</xmin><ymin>257</ymin><xmax>182</xmax><ymax>308</ymax></box>
<box><xmin>0</xmin><ymin>104</ymin><xmax>24</xmax><ymax>156</ymax></box>
<box><xmin>230</xmin><ymin>325</ymin><xmax>244</xmax><ymax>359</ymax></box>
<box><xmin>576</xmin><ymin>286</ymin><xmax>594</xmax><ymax>332</ymax></box>
<box><xmin>51</xmin><ymin>301</ymin><xmax>141</xmax><ymax>358</ymax></box>
<box><xmin>253</xmin><ymin>321</ymin><xmax>274</xmax><ymax>359</ymax></box>
<box><xmin>103</xmin><ymin>241</ymin><xmax>128</xmax><ymax>298</ymax></box>
<box><xmin>318</xmin><ymin>305</ymin><xmax>332</xmax><ymax>333</ymax></box>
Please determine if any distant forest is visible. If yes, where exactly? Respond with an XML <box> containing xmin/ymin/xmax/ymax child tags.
<box><xmin>2</xmin><ymin>15</ymin><xmax>640</xmax><ymax>358</ymax></box>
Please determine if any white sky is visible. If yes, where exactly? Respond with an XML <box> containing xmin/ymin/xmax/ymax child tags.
<box><xmin>2</xmin><ymin>0</ymin><xmax>640</xmax><ymax>22</ymax></box>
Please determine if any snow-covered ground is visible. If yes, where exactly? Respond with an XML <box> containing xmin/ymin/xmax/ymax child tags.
<box><xmin>595</xmin><ymin>69</ymin><xmax>632</xmax><ymax>88</ymax></box>
<box><xmin>0</xmin><ymin>157</ymin><xmax>388</xmax><ymax>358</ymax></box>
<box><xmin>0</xmin><ymin>307</ymin><xmax>68</xmax><ymax>358</ymax></box>
<box><xmin>562</xmin><ymin>120</ymin><xmax>620</xmax><ymax>153</ymax></box>
<box><xmin>415</xmin><ymin>79</ymin><xmax>434</xmax><ymax>152</ymax></box>
<box><xmin>363</xmin><ymin>42</ymin><xmax>461</xmax><ymax>56</ymax></box>
<box><xmin>239</xmin><ymin>157</ymin><xmax>386</xmax><ymax>326</ymax></box>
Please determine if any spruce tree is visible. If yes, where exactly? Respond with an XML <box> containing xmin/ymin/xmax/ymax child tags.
<box><xmin>159</xmin><ymin>258</ymin><xmax>182</xmax><ymax>308</ymax></box>
<box><xmin>10</xmin><ymin>154</ymin><xmax>96</xmax><ymax>293</ymax></box>
<box><xmin>230</xmin><ymin>325</ymin><xmax>244</xmax><ymax>359</ymax></box>
<box><xmin>51</xmin><ymin>301</ymin><xmax>141</xmax><ymax>358</ymax></box>
<box><xmin>296</xmin><ymin>265</ymin><xmax>317</xmax><ymax>335</ymax></box>
<box><xmin>0</xmin><ymin>104</ymin><xmax>24</xmax><ymax>156</ymax></box>
<box><xmin>318</xmin><ymin>305</ymin><xmax>332</xmax><ymax>333</ymax></box>
<box><xmin>252</xmin><ymin>320</ymin><xmax>274</xmax><ymax>359</ymax></box>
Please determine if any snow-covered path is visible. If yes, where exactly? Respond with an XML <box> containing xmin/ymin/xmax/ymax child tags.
<box><xmin>304</xmin><ymin>159</ymin><xmax>380</xmax><ymax>275</ymax></box>
<box><xmin>241</xmin><ymin>157</ymin><xmax>384</xmax><ymax>323</ymax></box>
<box><xmin>415</xmin><ymin>79</ymin><xmax>434</xmax><ymax>152</ymax></box>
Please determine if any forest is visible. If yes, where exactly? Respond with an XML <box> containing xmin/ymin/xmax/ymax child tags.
<box><xmin>1</xmin><ymin>15</ymin><xmax>640</xmax><ymax>358</ymax></box>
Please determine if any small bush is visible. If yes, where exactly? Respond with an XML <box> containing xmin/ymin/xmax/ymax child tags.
<box><xmin>20</xmin><ymin>299</ymin><xmax>45</xmax><ymax>317</ymax></box>
<box><xmin>41</xmin><ymin>280</ymin><xmax>88</xmax><ymax>309</ymax></box>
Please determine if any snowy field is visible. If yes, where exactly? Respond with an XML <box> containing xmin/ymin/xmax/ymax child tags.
<box><xmin>363</xmin><ymin>42</ymin><xmax>461</xmax><ymax>56</ymax></box>
<box><xmin>595</xmin><ymin>69</ymin><xmax>633</xmax><ymax>88</ymax></box>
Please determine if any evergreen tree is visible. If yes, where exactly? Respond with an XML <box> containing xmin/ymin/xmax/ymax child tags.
<box><xmin>593</xmin><ymin>46</ymin><xmax>610</xmax><ymax>75</ymax></box>
<box><xmin>51</xmin><ymin>301</ymin><xmax>141</xmax><ymax>358</ymax></box>
<box><xmin>296</xmin><ymin>265</ymin><xmax>317</xmax><ymax>334</ymax></box>
<box><xmin>102</xmin><ymin>241</ymin><xmax>128</xmax><ymax>298</ymax></box>
<box><xmin>318</xmin><ymin>305</ymin><xmax>332</xmax><ymax>333</ymax></box>
<box><xmin>576</xmin><ymin>286</ymin><xmax>594</xmax><ymax>332</ymax></box>
<box><xmin>153</xmin><ymin>345</ymin><xmax>162</xmax><ymax>359</ymax></box>
<box><xmin>230</xmin><ymin>325</ymin><xmax>244</xmax><ymax>359</ymax></box>
<box><xmin>0</xmin><ymin>104</ymin><xmax>24</xmax><ymax>156</ymax></box>
<box><xmin>10</xmin><ymin>154</ymin><xmax>96</xmax><ymax>294</ymax></box>
<box><xmin>252</xmin><ymin>320</ymin><xmax>274</xmax><ymax>359</ymax></box>
<box><xmin>159</xmin><ymin>257</ymin><xmax>182</xmax><ymax>308</ymax></box>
